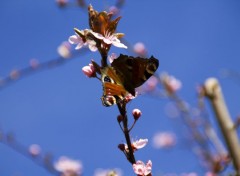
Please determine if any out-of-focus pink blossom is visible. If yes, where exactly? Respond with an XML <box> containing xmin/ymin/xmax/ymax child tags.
<box><xmin>76</xmin><ymin>0</ymin><xmax>85</xmax><ymax>7</ymax></box>
<box><xmin>54</xmin><ymin>156</ymin><xmax>82</xmax><ymax>176</ymax></box>
<box><xmin>29</xmin><ymin>144</ymin><xmax>41</xmax><ymax>156</ymax></box>
<box><xmin>133</xmin><ymin>42</ymin><xmax>147</xmax><ymax>56</ymax></box>
<box><xmin>160</xmin><ymin>72</ymin><xmax>182</xmax><ymax>94</ymax></box>
<box><xmin>29</xmin><ymin>58</ymin><xmax>39</xmax><ymax>69</ymax></box>
<box><xmin>58</xmin><ymin>41</ymin><xmax>71</xmax><ymax>58</ymax></box>
<box><xmin>132</xmin><ymin>108</ymin><xmax>142</xmax><ymax>120</ymax></box>
<box><xmin>109</xmin><ymin>6</ymin><xmax>119</xmax><ymax>15</ymax></box>
<box><xmin>167</xmin><ymin>75</ymin><xmax>181</xmax><ymax>92</ymax></box>
<box><xmin>82</xmin><ymin>63</ymin><xmax>96</xmax><ymax>78</ymax></box>
<box><xmin>56</xmin><ymin>0</ymin><xmax>68</xmax><ymax>7</ymax></box>
<box><xmin>108</xmin><ymin>53</ymin><xmax>117</xmax><ymax>64</ymax></box>
<box><xmin>152</xmin><ymin>132</ymin><xmax>176</xmax><ymax>148</ymax></box>
<box><xmin>205</xmin><ymin>172</ymin><xmax>217</xmax><ymax>176</ymax></box>
<box><xmin>91</xmin><ymin>31</ymin><xmax>127</xmax><ymax>49</ymax></box>
<box><xmin>94</xmin><ymin>168</ymin><xmax>122</xmax><ymax>176</ymax></box>
<box><xmin>10</xmin><ymin>69</ymin><xmax>20</xmax><ymax>80</ymax></box>
<box><xmin>133</xmin><ymin>160</ymin><xmax>152</xmax><ymax>176</ymax></box>
<box><xmin>145</xmin><ymin>76</ymin><xmax>158</xmax><ymax>91</ymax></box>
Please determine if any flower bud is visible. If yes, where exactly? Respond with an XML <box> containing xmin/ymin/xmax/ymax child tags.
<box><xmin>118</xmin><ymin>144</ymin><xmax>125</xmax><ymax>151</ymax></box>
<box><xmin>117</xmin><ymin>115</ymin><xmax>124</xmax><ymax>123</ymax></box>
<box><xmin>132</xmin><ymin>109</ymin><xmax>142</xmax><ymax>120</ymax></box>
<box><xmin>82</xmin><ymin>63</ymin><xmax>96</xmax><ymax>78</ymax></box>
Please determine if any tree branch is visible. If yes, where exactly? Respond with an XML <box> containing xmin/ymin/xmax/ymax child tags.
<box><xmin>204</xmin><ymin>77</ymin><xmax>240</xmax><ymax>175</ymax></box>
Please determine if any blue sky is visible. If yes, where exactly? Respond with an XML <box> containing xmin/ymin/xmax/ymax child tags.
<box><xmin>1</xmin><ymin>0</ymin><xmax>240</xmax><ymax>175</ymax></box>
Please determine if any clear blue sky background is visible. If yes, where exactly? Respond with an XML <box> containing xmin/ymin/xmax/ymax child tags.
<box><xmin>1</xmin><ymin>0</ymin><xmax>240</xmax><ymax>175</ymax></box>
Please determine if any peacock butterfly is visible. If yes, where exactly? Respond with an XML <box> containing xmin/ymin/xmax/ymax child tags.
<box><xmin>99</xmin><ymin>54</ymin><xmax>159</xmax><ymax>106</ymax></box>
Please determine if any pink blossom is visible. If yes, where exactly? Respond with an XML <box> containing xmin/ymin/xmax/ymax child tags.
<box><xmin>132</xmin><ymin>138</ymin><xmax>148</xmax><ymax>149</ymax></box>
<box><xmin>29</xmin><ymin>58</ymin><xmax>39</xmax><ymax>69</ymax></box>
<box><xmin>68</xmin><ymin>30</ymin><xmax>97</xmax><ymax>52</ymax></box>
<box><xmin>160</xmin><ymin>72</ymin><xmax>182</xmax><ymax>94</ymax></box>
<box><xmin>125</xmin><ymin>138</ymin><xmax>148</xmax><ymax>152</ymax></box>
<box><xmin>108</xmin><ymin>53</ymin><xmax>117</xmax><ymax>64</ymax></box>
<box><xmin>132</xmin><ymin>108</ymin><xmax>142</xmax><ymax>120</ymax></box>
<box><xmin>10</xmin><ymin>69</ymin><xmax>20</xmax><ymax>80</ymax></box>
<box><xmin>58</xmin><ymin>41</ymin><xmax>71</xmax><ymax>58</ymax></box>
<box><xmin>68</xmin><ymin>34</ymin><xmax>84</xmax><ymax>50</ymax></box>
<box><xmin>125</xmin><ymin>92</ymin><xmax>137</xmax><ymax>103</ymax></box>
<box><xmin>90</xmin><ymin>31</ymin><xmax>127</xmax><ymax>49</ymax></box>
<box><xmin>29</xmin><ymin>144</ymin><xmax>41</xmax><ymax>156</ymax></box>
<box><xmin>82</xmin><ymin>63</ymin><xmax>96</xmax><ymax>78</ymax></box>
<box><xmin>133</xmin><ymin>42</ymin><xmax>147</xmax><ymax>56</ymax></box>
<box><xmin>152</xmin><ymin>132</ymin><xmax>176</xmax><ymax>148</ymax></box>
<box><xmin>54</xmin><ymin>156</ymin><xmax>82</xmax><ymax>176</ymax></box>
<box><xmin>145</xmin><ymin>76</ymin><xmax>158</xmax><ymax>91</ymax></box>
<box><xmin>167</xmin><ymin>75</ymin><xmax>182</xmax><ymax>92</ymax></box>
<box><xmin>133</xmin><ymin>160</ymin><xmax>152</xmax><ymax>176</ymax></box>
<box><xmin>205</xmin><ymin>172</ymin><xmax>217</xmax><ymax>176</ymax></box>
<box><xmin>109</xmin><ymin>6</ymin><xmax>120</xmax><ymax>15</ymax></box>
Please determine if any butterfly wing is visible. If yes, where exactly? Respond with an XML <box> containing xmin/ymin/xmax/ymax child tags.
<box><xmin>100</xmin><ymin>67</ymin><xmax>128</xmax><ymax>106</ymax></box>
<box><xmin>111</xmin><ymin>54</ymin><xmax>159</xmax><ymax>96</ymax></box>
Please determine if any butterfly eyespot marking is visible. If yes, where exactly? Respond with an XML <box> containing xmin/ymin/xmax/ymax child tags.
<box><xmin>146</xmin><ymin>64</ymin><xmax>157</xmax><ymax>74</ymax></box>
<box><xmin>101</xmin><ymin>95</ymin><xmax>117</xmax><ymax>107</ymax></box>
<box><xmin>103</xmin><ymin>76</ymin><xmax>112</xmax><ymax>83</ymax></box>
<box><xmin>100</xmin><ymin>54</ymin><xmax>159</xmax><ymax>107</ymax></box>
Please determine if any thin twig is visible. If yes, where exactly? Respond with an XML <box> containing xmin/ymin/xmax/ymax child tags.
<box><xmin>0</xmin><ymin>49</ymin><xmax>88</xmax><ymax>91</ymax></box>
<box><xmin>117</xmin><ymin>102</ymin><xmax>136</xmax><ymax>164</ymax></box>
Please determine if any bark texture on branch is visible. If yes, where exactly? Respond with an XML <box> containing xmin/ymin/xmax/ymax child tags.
<box><xmin>204</xmin><ymin>78</ymin><xmax>240</xmax><ymax>175</ymax></box>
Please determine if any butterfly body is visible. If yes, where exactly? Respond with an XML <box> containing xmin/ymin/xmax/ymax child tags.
<box><xmin>100</xmin><ymin>54</ymin><xmax>159</xmax><ymax>106</ymax></box>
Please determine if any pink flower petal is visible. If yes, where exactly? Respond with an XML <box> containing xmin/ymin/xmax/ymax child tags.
<box><xmin>112</xmin><ymin>41</ymin><xmax>127</xmax><ymax>49</ymax></box>
<box><xmin>133</xmin><ymin>160</ymin><xmax>152</xmax><ymax>176</ymax></box>
<box><xmin>103</xmin><ymin>38</ymin><xmax>112</xmax><ymax>44</ymax></box>
<box><xmin>145</xmin><ymin>160</ymin><xmax>152</xmax><ymax>175</ymax></box>
<box><xmin>108</xmin><ymin>53</ymin><xmax>117</xmax><ymax>64</ymax></box>
<box><xmin>91</xmin><ymin>31</ymin><xmax>104</xmax><ymax>40</ymax></box>
<box><xmin>133</xmin><ymin>138</ymin><xmax>148</xmax><ymax>149</ymax></box>
<box><xmin>82</xmin><ymin>63</ymin><xmax>96</xmax><ymax>78</ymax></box>
<box><xmin>75</xmin><ymin>43</ymin><xmax>84</xmax><ymax>50</ymax></box>
<box><xmin>88</xmin><ymin>44</ymin><xmax>98</xmax><ymax>52</ymax></box>
<box><xmin>68</xmin><ymin>35</ymin><xmax>80</xmax><ymax>44</ymax></box>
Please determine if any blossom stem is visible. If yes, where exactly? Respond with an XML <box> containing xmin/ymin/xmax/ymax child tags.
<box><xmin>101</xmin><ymin>52</ymin><xmax>108</xmax><ymax>67</ymax></box>
<box><xmin>0</xmin><ymin>49</ymin><xmax>88</xmax><ymax>91</ymax></box>
<box><xmin>117</xmin><ymin>102</ymin><xmax>136</xmax><ymax>164</ymax></box>
<box><xmin>128</xmin><ymin>120</ymin><xmax>137</xmax><ymax>132</ymax></box>
<box><xmin>118</xmin><ymin>121</ymin><xmax>124</xmax><ymax>133</ymax></box>
<box><xmin>0</xmin><ymin>130</ymin><xmax>57</xmax><ymax>175</ymax></box>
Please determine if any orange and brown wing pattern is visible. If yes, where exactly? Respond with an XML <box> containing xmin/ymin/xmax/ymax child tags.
<box><xmin>100</xmin><ymin>67</ymin><xmax>128</xmax><ymax>106</ymax></box>
<box><xmin>100</xmin><ymin>55</ymin><xmax>159</xmax><ymax>107</ymax></box>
